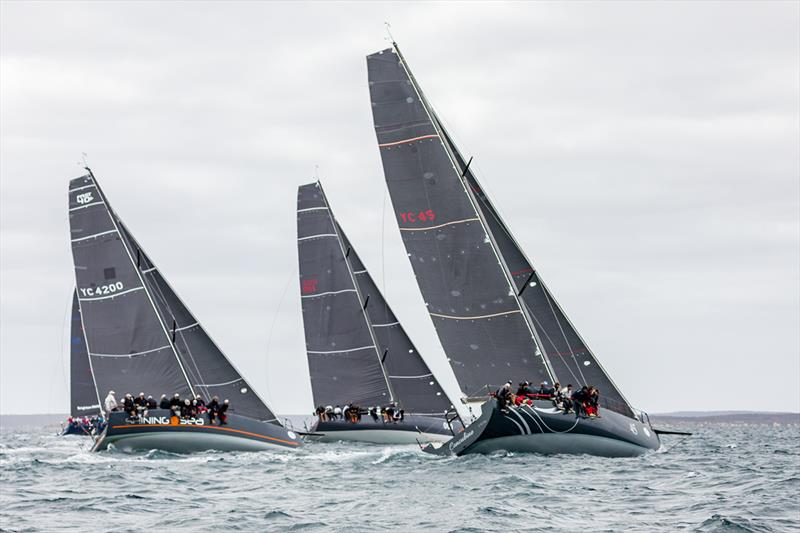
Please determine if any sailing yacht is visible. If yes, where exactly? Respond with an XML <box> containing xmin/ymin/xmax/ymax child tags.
<box><xmin>68</xmin><ymin>170</ymin><xmax>302</xmax><ymax>452</ymax></box>
<box><xmin>297</xmin><ymin>182</ymin><xmax>461</xmax><ymax>443</ymax></box>
<box><xmin>366</xmin><ymin>43</ymin><xmax>662</xmax><ymax>457</ymax></box>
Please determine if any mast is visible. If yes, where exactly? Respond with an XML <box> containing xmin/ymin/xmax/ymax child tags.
<box><xmin>85</xmin><ymin>168</ymin><xmax>197</xmax><ymax>398</ymax></box>
<box><xmin>390</xmin><ymin>43</ymin><xmax>557</xmax><ymax>384</ymax></box>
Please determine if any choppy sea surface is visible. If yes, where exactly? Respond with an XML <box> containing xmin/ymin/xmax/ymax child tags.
<box><xmin>1</xmin><ymin>421</ymin><xmax>798</xmax><ymax>532</ymax></box>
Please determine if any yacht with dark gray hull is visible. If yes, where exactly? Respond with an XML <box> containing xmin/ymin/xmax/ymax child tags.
<box><xmin>94</xmin><ymin>411</ymin><xmax>301</xmax><ymax>453</ymax></box>
<box><xmin>68</xmin><ymin>170</ymin><xmax>302</xmax><ymax>453</ymax></box>
<box><xmin>367</xmin><ymin>43</ymin><xmax>662</xmax><ymax>457</ymax></box>
<box><xmin>297</xmin><ymin>182</ymin><xmax>461</xmax><ymax>444</ymax></box>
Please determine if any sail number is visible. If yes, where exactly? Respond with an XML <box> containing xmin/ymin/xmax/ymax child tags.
<box><xmin>399</xmin><ymin>210</ymin><xmax>436</xmax><ymax>224</ymax></box>
<box><xmin>80</xmin><ymin>282</ymin><xmax>124</xmax><ymax>297</ymax></box>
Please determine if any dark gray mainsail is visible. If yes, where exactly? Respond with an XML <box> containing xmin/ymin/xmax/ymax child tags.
<box><xmin>297</xmin><ymin>182</ymin><xmax>452</xmax><ymax>415</ymax></box>
<box><xmin>70</xmin><ymin>289</ymin><xmax>101</xmax><ymax>416</ymax></box>
<box><xmin>368</xmin><ymin>44</ymin><xmax>636</xmax><ymax>419</ymax></box>
<box><xmin>367</xmin><ymin>46</ymin><xmax>554</xmax><ymax>398</ymax></box>
<box><xmin>68</xmin><ymin>171</ymin><xmax>278</xmax><ymax>423</ymax></box>
<box><xmin>297</xmin><ymin>183</ymin><xmax>392</xmax><ymax>407</ymax></box>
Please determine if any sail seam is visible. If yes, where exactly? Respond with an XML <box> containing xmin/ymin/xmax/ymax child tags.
<box><xmin>69</xmin><ymin>201</ymin><xmax>105</xmax><ymax>212</ymax></box>
<box><xmin>297</xmin><ymin>207</ymin><xmax>329</xmax><ymax>213</ymax></box>
<box><xmin>71</xmin><ymin>229</ymin><xmax>119</xmax><ymax>243</ymax></box>
<box><xmin>388</xmin><ymin>373</ymin><xmax>433</xmax><ymax>379</ymax></box>
<box><xmin>78</xmin><ymin>286</ymin><xmax>144</xmax><ymax>301</ymax></box>
<box><xmin>378</xmin><ymin>134</ymin><xmax>439</xmax><ymax>147</ymax></box>
<box><xmin>307</xmin><ymin>345</ymin><xmax>375</xmax><ymax>355</ymax></box>
<box><xmin>398</xmin><ymin>217</ymin><xmax>479</xmax><ymax>232</ymax></box>
<box><xmin>194</xmin><ymin>378</ymin><xmax>242</xmax><ymax>387</ymax></box>
<box><xmin>90</xmin><ymin>345</ymin><xmax>172</xmax><ymax>358</ymax></box>
<box><xmin>297</xmin><ymin>233</ymin><xmax>338</xmax><ymax>242</ymax></box>
<box><xmin>68</xmin><ymin>183</ymin><xmax>97</xmax><ymax>192</ymax></box>
<box><xmin>301</xmin><ymin>289</ymin><xmax>357</xmax><ymax>299</ymax></box>
<box><xmin>429</xmin><ymin>309</ymin><xmax>521</xmax><ymax>320</ymax></box>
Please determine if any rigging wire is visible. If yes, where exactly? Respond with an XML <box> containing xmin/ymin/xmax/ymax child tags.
<box><xmin>264</xmin><ymin>269</ymin><xmax>295</xmax><ymax>408</ymax></box>
<box><xmin>49</xmin><ymin>287</ymin><xmax>74</xmax><ymax>411</ymax></box>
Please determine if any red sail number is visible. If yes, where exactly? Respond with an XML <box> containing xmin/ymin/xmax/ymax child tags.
<box><xmin>399</xmin><ymin>210</ymin><xmax>436</xmax><ymax>224</ymax></box>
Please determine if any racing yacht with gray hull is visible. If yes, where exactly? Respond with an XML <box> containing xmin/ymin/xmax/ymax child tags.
<box><xmin>68</xmin><ymin>170</ymin><xmax>301</xmax><ymax>453</ymax></box>
<box><xmin>297</xmin><ymin>182</ymin><xmax>461</xmax><ymax>443</ymax></box>
<box><xmin>367</xmin><ymin>43</ymin><xmax>660</xmax><ymax>457</ymax></box>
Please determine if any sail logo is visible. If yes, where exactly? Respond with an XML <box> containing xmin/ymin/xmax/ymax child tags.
<box><xmin>76</xmin><ymin>192</ymin><xmax>94</xmax><ymax>205</ymax></box>
<box><xmin>179</xmin><ymin>417</ymin><xmax>205</xmax><ymax>426</ymax></box>
<box><xmin>302</xmin><ymin>279</ymin><xmax>318</xmax><ymax>294</ymax></box>
<box><xmin>136</xmin><ymin>416</ymin><xmax>171</xmax><ymax>425</ymax></box>
<box><xmin>448</xmin><ymin>429</ymin><xmax>474</xmax><ymax>451</ymax></box>
<box><xmin>77</xmin><ymin>404</ymin><xmax>101</xmax><ymax>411</ymax></box>
<box><xmin>80</xmin><ymin>282</ymin><xmax>124</xmax><ymax>297</ymax></box>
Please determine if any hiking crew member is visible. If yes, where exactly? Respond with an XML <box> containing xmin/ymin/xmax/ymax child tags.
<box><xmin>218</xmin><ymin>399</ymin><xmax>229</xmax><ymax>425</ymax></box>
<box><xmin>169</xmin><ymin>393</ymin><xmax>182</xmax><ymax>414</ymax></box>
<box><xmin>207</xmin><ymin>396</ymin><xmax>221</xmax><ymax>424</ymax></box>
<box><xmin>146</xmin><ymin>395</ymin><xmax>158</xmax><ymax>410</ymax></box>
<box><xmin>159</xmin><ymin>394</ymin><xmax>170</xmax><ymax>410</ymax></box>
<box><xmin>104</xmin><ymin>391</ymin><xmax>118</xmax><ymax>413</ymax></box>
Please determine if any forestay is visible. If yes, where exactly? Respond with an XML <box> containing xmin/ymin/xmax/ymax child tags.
<box><xmin>68</xmin><ymin>172</ymin><xmax>278</xmax><ymax>423</ymax></box>
<box><xmin>297</xmin><ymin>182</ymin><xmax>453</xmax><ymax>416</ymax></box>
<box><xmin>367</xmin><ymin>47</ymin><xmax>553</xmax><ymax>397</ymax></box>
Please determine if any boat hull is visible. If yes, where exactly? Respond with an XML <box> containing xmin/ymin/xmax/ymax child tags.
<box><xmin>426</xmin><ymin>400</ymin><xmax>660</xmax><ymax>457</ymax></box>
<box><xmin>311</xmin><ymin>415</ymin><xmax>458</xmax><ymax>444</ymax></box>
<box><xmin>93</xmin><ymin>410</ymin><xmax>302</xmax><ymax>453</ymax></box>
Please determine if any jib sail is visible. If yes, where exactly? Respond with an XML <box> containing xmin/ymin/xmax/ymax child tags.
<box><xmin>69</xmin><ymin>288</ymin><xmax>101</xmax><ymax>417</ymax></box>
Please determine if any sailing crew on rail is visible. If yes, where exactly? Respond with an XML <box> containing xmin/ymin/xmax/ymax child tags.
<box><xmin>218</xmin><ymin>399</ymin><xmax>230</xmax><ymax>425</ymax></box>
<box><xmin>207</xmin><ymin>396</ymin><xmax>221</xmax><ymax>424</ymax></box>
<box><xmin>159</xmin><ymin>394</ymin><xmax>170</xmax><ymax>410</ymax></box>
<box><xmin>496</xmin><ymin>381</ymin><xmax>513</xmax><ymax>412</ymax></box>
<box><xmin>169</xmin><ymin>393</ymin><xmax>182</xmax><ymax>414</ymax></box>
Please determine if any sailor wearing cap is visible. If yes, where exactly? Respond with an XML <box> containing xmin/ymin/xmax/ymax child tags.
<box><xmin>104</xmin><ymin>390</ymin><xmax>117</xmax><ymax>413</ymax></box>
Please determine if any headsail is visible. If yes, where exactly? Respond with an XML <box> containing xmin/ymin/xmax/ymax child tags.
<box><xmin>367</xmin><ymin>44</ymin><xmax>636</xmax><ymax>419</ymax></box>
<box><xmin>444</xmin><ymin>125</ymin><xmax>635</xmax><ymax>418</ymax></box>
<box><xmin>297</xmin><ymin>182</ymin><xmax>453</xmax><ymax>415</ymax></box>
<box><xmin>68</xmin><ymin>171</ymin><xmax>278</xmax><ymax>423</ymax></box>
<box><xmin>367</xmin><ymin>46</ymin><xmax>554</xmax><ymax>397</ymax></box>
<box><xmin>69</xmin><ymin>288</ymin><xmax>101</xmax><ymax>416</ymax></box>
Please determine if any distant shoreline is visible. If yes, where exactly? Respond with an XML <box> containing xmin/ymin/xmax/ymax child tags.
<box><xmin>1</xmin><ymin>411</ymin><xmax>798</xmax><ymax>429</ymax></box>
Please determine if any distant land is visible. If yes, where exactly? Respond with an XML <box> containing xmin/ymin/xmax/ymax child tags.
<box><xmin>1</xmin><ymin>411</ymin><xmax>798</xmax><ymax>431</ymax></box>
<box><xmin>650</xmin><ymin>411</ymin><xmax>799</xmax><ymax>425</ymax></box>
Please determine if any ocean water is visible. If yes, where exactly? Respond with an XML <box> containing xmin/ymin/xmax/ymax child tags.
<box><xmin>1</xmin><ymin>422</ymin><xmax>798</xmax><ymax>532</ymax></box>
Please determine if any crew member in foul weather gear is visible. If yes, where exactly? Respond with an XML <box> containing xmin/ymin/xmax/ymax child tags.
<box><xmin>169</xmin><ymin>393</ymin><xmax>182</xmax><ymax>413</ymax></box>
<box><xmin>195</xmin><ymin>395</ymin><xmax>206</xmax><ymax>412</ymax></box>
<box><xmin>586</xmin><ymin>387</ymin><xmax>600</xmax><ymax>417</ymax></box>
<box><xmin>207</xmin><ymin>396</ymin><xmax>221</xmax><ymax>424</ymax></box>
<box><xmin>159</xmin><ymin>394</ymin><xmax>170</xmax><ymax>410</ymax></box>
<box><xmin>134</xmin><ymin>392</ymin><xmax>147</xmax><ymax>414</ymax></box>
<box><xmin>123</xmin><ymin>394</ymin><xmax>136</xmax><ymax>417</ymax></box>
<box><xmin>104</xmin><ymin>391</ymin><xmax>118</xmax><ymax>412</ymax></box>
<box><xmin>146</xmin><ymin>395</ymin><xmax>157</xmax><ymax>409</ymax></box>
<box><xmin>572</xmin><ymin>386</ymin><xmax>589</xmax><ymax>418</ymax></box>
<box><xmin>218</xmin><ymin>399</ymin><xmax>229</xmax><ymax>425</ymax></box>
<box><xmin>333</xmin><ymin>405</ymin><xmax>342</xmax><ymax>420</ymax></box>
<box><xmin>496</xmin><ymin>381</ymin><xmax>513</xmax><ymax>411</ymax></box>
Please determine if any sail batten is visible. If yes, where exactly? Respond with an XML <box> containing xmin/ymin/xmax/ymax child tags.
<box><xmin>297</xmin><ymin>182</ymin><xmax>453</xmax><ymax>416</ymax></box>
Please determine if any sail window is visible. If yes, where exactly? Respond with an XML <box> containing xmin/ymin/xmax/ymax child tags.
<box><xmin>103</xmin><ymin>267</ymin><xmax>116</xmax><ymax>280</ymax></box>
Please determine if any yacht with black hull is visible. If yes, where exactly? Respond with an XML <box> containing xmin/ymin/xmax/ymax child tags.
<box><xmin>366</xmin><ymin>43</ymin><xmax>660</xmax><ymax>457</ymax></box>
<box><xmin>297</xmin><ymin>182</ymin><xmax>461</xmax><ymax>444</ymax></box>
<box><xmin>68</xmin><ymin>170</ymin><xmax>302</xmax><ymax>453</ymax></box>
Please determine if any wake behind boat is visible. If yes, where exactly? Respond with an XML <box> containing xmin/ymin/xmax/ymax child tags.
<box><xmin>367</xmin><ymin>43</ymin><xmax>661</xmax><ymax>457</ymax></box>
<box><xmin>296</xmin><ymin>182</ymin><xmax>462</xmax><ymax>444</ymax></box>
<box><xmin>68</xmin><ymin>170</ymin><xmax>301</xmax><ymax>453</ymax></box>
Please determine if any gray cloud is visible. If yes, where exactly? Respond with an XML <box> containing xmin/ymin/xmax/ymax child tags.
<box><xmin>1</xmin><ymin>1</ymin><xmax>797</xmax><ymax>415</ymax></box>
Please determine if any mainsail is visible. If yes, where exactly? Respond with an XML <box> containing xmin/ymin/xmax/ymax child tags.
<box><xmin>368</xmin><ymin>44</ymin><xmax>636</xmax><ymax>418</ymax></box>
<box><xmin>69</xmin><ymin>289</ymin><xmax>101</xmax><ymax>416</ymax></box>
<box><xmin>68</xmin><ymin>171</ymin><xmax>278</xmax><ymax>423</ymax></box>
<box><xmin>297</xmin><ymin>182</ymin><xmax>452</xmax><ymax>415</ymax></box>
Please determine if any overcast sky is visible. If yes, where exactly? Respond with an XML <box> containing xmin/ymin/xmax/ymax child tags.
<box><xmin>1</xmin><ymin>1</ymin><xmax>798</xmax><ymax>416</ymax></box>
